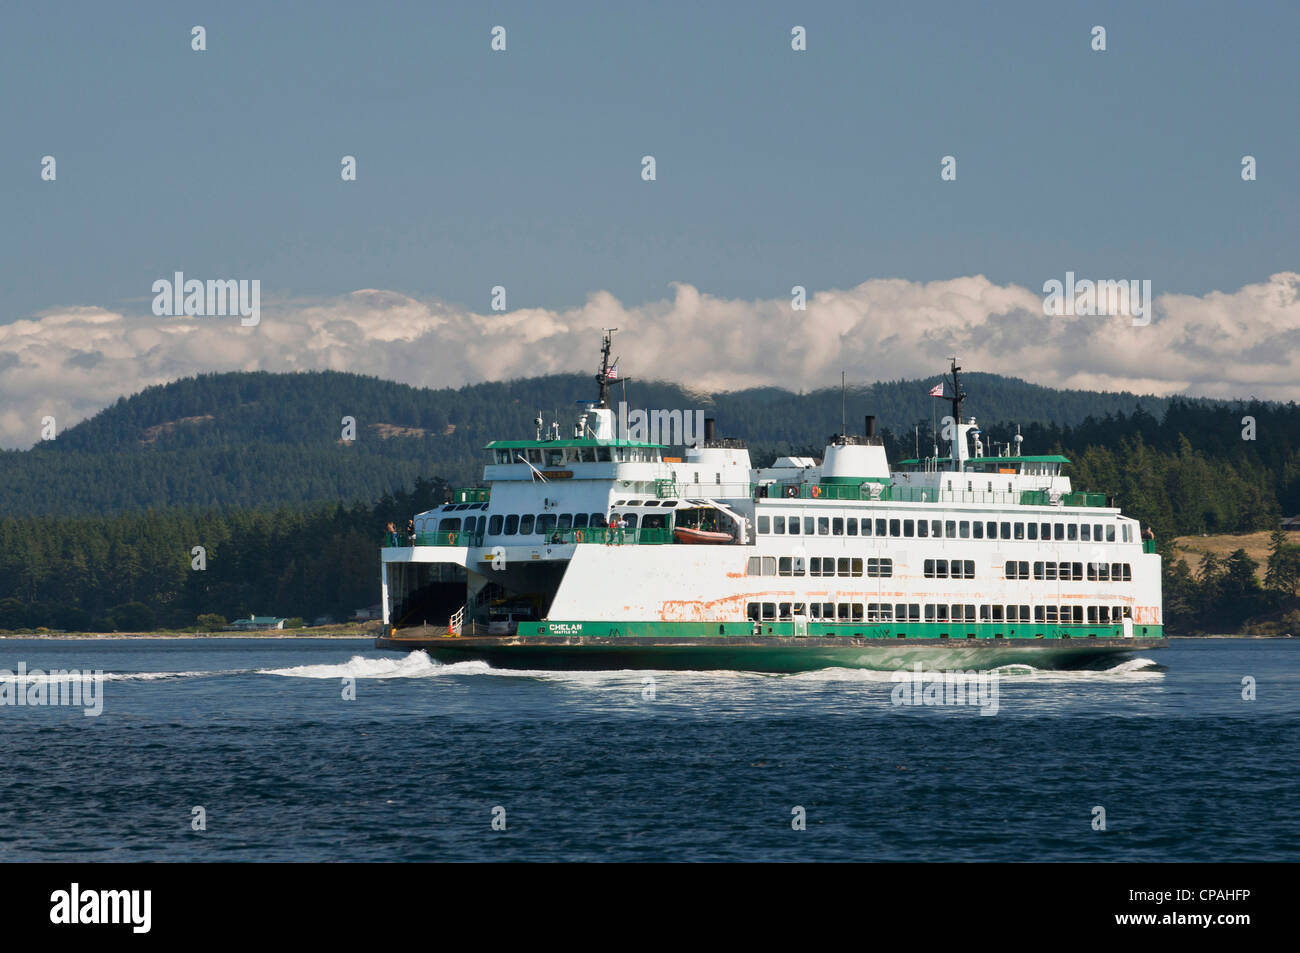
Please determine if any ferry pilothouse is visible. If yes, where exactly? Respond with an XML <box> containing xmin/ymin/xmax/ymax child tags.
<box><xmin>377</xmin><ymin>334</ymin><xmax>1166</xmax><ymax>671</ymax></box>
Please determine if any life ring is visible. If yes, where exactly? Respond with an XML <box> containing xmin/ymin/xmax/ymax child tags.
<box><xmin>811</xmin><ymin>486</ymin><xmax>821</xmax><ymax>498</ymax></box>
<box><xmin>575</xmin><ymin>530</ymin><xmax>584</xmax><ymax>543</ymax></box>
<box><xmin>447</xmin><ymin>532</ymin><xmax>456</xmax><ymax>544</ymax></box>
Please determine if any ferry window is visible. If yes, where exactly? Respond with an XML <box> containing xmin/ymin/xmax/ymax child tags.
<box><xmin>779</xmin><ymin>557</ymin><xmax>794</xmax><ymax>577</ymax></box>
<box><xmin>1045</xmin><ymin>563</ymin><xmax>1058</xmax><ymax>581</ymax></box>
<box><xmin>1106</xmin><ymin>525</ymin><xmax>1116</xmax><ymax>542</ymax></box>
<box><xmin>1027</xmin><ymin>523</ymin><xmax>1038</xmax><ymax>540</ymax></box>
<box><xmin>978</xmin><ymin>605</ymin><xmax>989</xmax><ymax>622</ymax></box>
<box><xmin>762</xmin><ymin>557</ymin><xmax>777</xmax><ymax>575</ymax></box>
<box><xmin>489</xmin><ymin>515</ymin><xmax>503</xmax><ymax>535</ymax></box>
<box><xmin>889</xmin><ymin>519</ymin><xmax>901</xmax><ymax>536</ymax></box>
<box><xmin>1054</xmin><ymin>523</ymin><xmax>1065</xmax><ymax>540</ymax></box>
<box><xmin>580</xmin><ymin>447</ymin><xmax>596</xmax><ymax>463</ymax></box>
<box><xmin>1071</xmin><ymin>606</ymin><xmax>1083</xmax><ymax>623</ymax></box>
<box><xmin>788</xmin><ymin>516</ymin><xmax>800</xmax><ymax>535</ymax></box>
<box><xmin>833</xmin><ymin>517</ymin><xmax>844</xmax><ymax>535</ymax></box>
<box><xmin>747</xmin><ymin>557</ymin><xmax>761</xmax><ymax>576</ymax></box>
<box><xmin>867</xmin><ymin>558</ymin><xmax>892</xmax><ymax>578</ymax></box>
<box><xmin>973</xmin><ymin>521</ymin><xmax>984</xmax><ymax>539</ymax></box>
<box><xmin>590</xmin><ymin>513</ymin><xmax>608</xmax><ymax>528</ymax></box>
<box><xmin>1115</xmin><ymin>605</ymin><xmax>1124</xmax><ymax>620</ymax></box>
<box><xmin>1035</xmin><ymin>606</ymin><xmax>1045</xmax><ymax>623</ymax></box>
<box><xmin>945</xmin><ymin>520</ymin><xmax>956</xmax><ymax>538</ymax></box>
<box><xmin>527</xmin><ymin>449</ymin><xmax>542</xmax><ymax>464</ymax></box>
<box><xmin>537</xmin><ymin>514</ymin><xmax>557</xmax><ymax>535</ymax></box>
<box><xmin>792</xmin><ymin>602</ymin><xmax>806</xmax><ymax>617</ymax></box>
<box><xmin>987</xmin><ymin>521</ymin><xmax>998</xmax><ymax>539</ymax></box>
<box><xmin>597</xmin><ymin>447</ymin><xmax>612</xmax><ymax>462</ymax></box>
<box><xmin>442</xmin><ymin>518</ymin><xmax>461</xmax><ymax>533</ymax></box>
<box><xmin>837</xmin><ymin>557</ymin><xmax>850</xmax><ymax>576</ymax></box>
<box><xmin>1020</xmin><ymin>605</ymin><xmax>1030</xmax><ymax>621</ymax></box>
<box><xmin>1122</xmin><ymin>525</ymin><xmax>1131</xmax><ymax>542</ymax></box>
<box><xmin>1001</xmin><ymin>522</ymin><xmax>1011</xmax><ymax>539</ymax></box>
<box><xmin>931</xmin><ymin>520</ymin><xmax>942</xmax><ymax>538</ymax></box>
<box><xmin>1018</xmin><ymin>560</ymin><xmax>1029</xmax><ymax>579</ymax></box>
<box><xmin>850</xmin><ymin>558</ymin><xmax>863</xmax><ymax>577</ymax></box>
<box><xmin>623</xmin><ymin>514</ymin><xmax>639</xmax><ymax>529</ymax></box>
<box><xmin>992</xmin><ymin>605</ymin><xmax>1004</xmax><ymax>622</ymax></box>
<box><xmin>1067</xmin><ymin>524</ymin><xmax>1078</xmax><ymax>541</ymax></box>
<box><xmin>909</xmin><ymin>604</ymin><xmax>921</xmax><ymax>621</ymax></box>
<box><xmin>758</xmin><ymin>516</ymin><xmax>770</xmax><ymax>534</ymax></box>
<box><xmin>1041</xmin><ymin>522</ymin><xmax>1051</xmax><ymax>540</ymax></box>
<box><xmin>1072</xmin><ymin>562</ymin><xmax>1083</xmax><ymax>580</ymax></box>
<box><xmin>762</xmin><ymin>603</ymin><xmax>776</xmax><ymax>621</ymax></box>
<box><xmin>1081</xmin><ymin>524</ymin><xmax>1091</xmax><ymax>542</ymax></box>
<box><xmin>859</xmin><ymin>518</ymin><xmax>871</xmax><ymax>537</ymax></box>
<box><xmin>793</xmin><ymin>556</ymin><xmax>806</xmax><ymax>575</ymax></box>
<box><xmin>852</xmin><ymin>604</ymin><xmax>864</xmax><ymax>622</ymax></box>
<box><xmin>642</xmin><ymin>514</ymin><xmax>666</xmax><ymax>529</ymax></box>
<box><xmin>963</xmin><ymin>560</ymin><xmax>975</xmax><ymax>578</ymax></box>
<box><xmin>876</xmin><ymin>519</ymin><xmax>887</xmax><ymax>536</ymax></box>
<box><xmin>557</xmin><ymin>514</ymin><xmax>573</xmax><ymax>531</ymax></box>
<box><xmin>917</xmin><ymin>520</ymin><xmax>929</xmax><ymax>538</ymax></box>
<box><xmin>1087</xmin><ymin>606</ymin><xmax>1098</xmax><ymax>624</ymax></box>
<box><xmin>573</xmin><ymin>513</ymin><xmax>589</xmax><ymax>529</ymax></box>
<box><xmin>1122</xmin><ymin>564</ymin><xmax>1132</xmax><ymax>581</ymax></box>
<box><xmin>846</xmin><ymin>518</ymin><xmax>858</xmax><ymax>536</ymax></box>
<box><xmin>774</xmin><ymin>516</ymin><xmax>785</xmax><ymax>534</ymax></box>
<box><xmin>818</xmin><ymin>517</ymin><xmax>830</xmax><ymax>535</ymax></box>
<box><xmin>747</xmin><ymin>602</ymin><xmax>760</xmax><ymax>621</ymax></box>
<box><xmin>935</xmin><ymin>558</ymin><xmax>948</xmax><ymax>578</ymax></box>
<box><xmin>903</xmin><ymin>519</ymin><xmax>914</xmax><ymax>537</ymax></box>
<box><xmin>838</xmin><ymin>603</ymin><xmax>851</xmax><ymax>621</ymax></box>
<box><xmin>779</xmin><ymin>603</ymin><xmax>793</xmax><ymax>621</ymax></box>
<box><xmin>1094</xmin><ymin>524</ymin><xmax>1103</xmax><ymax>541</ymax></box>
<box><xmin>925</xmin><ymin>559</ymin><xmax>936</xmax><ymax>578</ymax></box>
<box><xmin>805</xmin><ymin>517</ymin><xmax>815</xmax><ymax>534</ymax></box>
<box><xmin>1045</xmin><ymin>606</ymin><xmax>1058</xmax><ymax>624</ymax></box>
<box><xmin>821</xmin><ymin>602</ymin><xmax>835</xmax><ymax>619</ymax></box>
<box><xmin>519</xmin><ymin>515</ymin><xmax>535</xmax><ymax>535</ymax></box>
<box><xmin>505</xmin><ymin>515</ymin><xmax>519</xmax><ymax>535</ymax></box>
<box><xmin>643</xmin><ymin>500</ymin><xmax>660</xmax><ymax>507</ymax></box>
<box><xmin>959</xmin><ymin>521</ymin><xmax>970</xmax><ymax>539</ymax></box>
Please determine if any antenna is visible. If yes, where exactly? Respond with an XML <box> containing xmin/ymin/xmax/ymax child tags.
<box><xmin>841</xmin><ymin>371</ymin><xmax>846</xmax><ymax>439</ymax></box>
<box><xmin>596</xmin><ymin>329</ymin><xmax>617</xmax><ymax>409</ymax></box>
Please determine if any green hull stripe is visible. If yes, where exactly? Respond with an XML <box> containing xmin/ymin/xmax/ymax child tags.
<box><xmin>518</xmin><ymin>621</ymin><xmax>1164</xmax><ymax>641</ymax></box>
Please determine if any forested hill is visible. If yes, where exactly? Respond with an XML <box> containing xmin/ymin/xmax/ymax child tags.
<box><xmin>0</xmin><ymin>367</ymin><xmax>1292</xmax><ymax>516</ymax></box>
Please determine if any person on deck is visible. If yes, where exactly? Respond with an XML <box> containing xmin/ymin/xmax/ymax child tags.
<box><xmin>385</xmin><ymin>521</ymin><xmax>397</xmax><ymax>547</ymax></box>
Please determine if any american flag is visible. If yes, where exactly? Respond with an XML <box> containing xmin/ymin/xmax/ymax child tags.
<box><xmin>607</xmin><ymin>363</ymin><xmax>618</xmax><ymax>380</ymax></box>
<box><xmin>928</xmin><ymin>382</ymin><xmax>944</xmax><ymax>397</ymax></box>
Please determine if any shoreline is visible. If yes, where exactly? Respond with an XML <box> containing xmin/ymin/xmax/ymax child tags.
<box><xmin>0</xmin><ymin>630</ymin><xmax>377</xmax><ymax>641</ymax></box>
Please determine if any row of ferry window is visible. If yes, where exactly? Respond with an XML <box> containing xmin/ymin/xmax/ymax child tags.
<box><xmin>755</xmin><ymin>514</ymin><xmax>1130</xmax><ymax>543</ymax></box>
<box><xmin>745</xmin><ymin>602</ymin><xmax>1130</xmax><ymax>624</ymax></box>
<box><xmin>427</xmin><ymin>511</ymin><xmax>670</xmax><ymax>536</ymax></box>
<box><xmin>491</xmin><ymin>447</ymin><xmax>660</xmax><ymax>466</ymax></box>
<box><xmin>1004</xmin><ymin>560</ymin><xmax>1134</xmax><ymax>581</ymax></box>
<box><xmin>747</xmin><ymin>556</ymin><xmax>893</xmax><ymax>578</ymax></box>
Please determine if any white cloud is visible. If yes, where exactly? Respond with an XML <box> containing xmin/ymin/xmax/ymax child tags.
<box><xmin>1</xmin><ymin>272</ymin><xmax>1297</xmax><ymax>448</ymax></box>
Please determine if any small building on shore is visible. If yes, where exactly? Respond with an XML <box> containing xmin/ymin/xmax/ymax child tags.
<box><xmin>226</xmin><ymin>615</ymin><xmax>286</xmax><ymax>631</ymax></box>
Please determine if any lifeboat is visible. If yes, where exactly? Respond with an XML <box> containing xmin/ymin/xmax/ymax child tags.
<box><xmin>673</xmin><ymin>526</ymin><xmax>733</xmax><ymax>544</ymax></box>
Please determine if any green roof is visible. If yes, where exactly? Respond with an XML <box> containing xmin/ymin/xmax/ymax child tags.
<box><xmin>896</xmin><ymin>455</ymin><xmax>1070</xmax><ymax>466</ymax></box>
<box><xmin>484</xmin><ymin>438</ymin><xmax>667</xmax><ymax>450</ymax></box>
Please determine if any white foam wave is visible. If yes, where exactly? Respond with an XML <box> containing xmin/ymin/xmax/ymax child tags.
<box><xmin>0</xmin><ymin>669</ymin><xmax>247</xmax><ymax>683</ymax></box>
<box><xmin>786</xmin><ymin>657</ymin><xmax>1164</xmax><ymax>682</ymax></box>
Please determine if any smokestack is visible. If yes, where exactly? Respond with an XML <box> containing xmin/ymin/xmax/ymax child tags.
<box><xmin>704</xmin><ymin>417</ymin><xmax>716</xmax><ymax>443</ymax></box>
<box><xmin>864</xmin><ymin>415</ymin><xmax>876</xmax><ymax>438</ymax></box>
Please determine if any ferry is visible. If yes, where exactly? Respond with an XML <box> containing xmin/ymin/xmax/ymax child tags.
<box><xmin>376</xmin><ymin>333</ymin><xmax>1166</xmax><ymax>671</ymax></box>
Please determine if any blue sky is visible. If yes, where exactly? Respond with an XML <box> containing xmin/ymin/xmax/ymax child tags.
<box><xmin>1</xmin><ymin>1</ymin><xmax>1297</xmax><ymax>445</ymax></box>
<box><xmin>4</xmin><ymin>0</ymin><xmax>1296</xmax><ymax>316</ymax></box>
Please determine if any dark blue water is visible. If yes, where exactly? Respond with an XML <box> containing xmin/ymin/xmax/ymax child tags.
<box><xmin>0</xmin><ymin>638</ymin><xmax>1295</xmax><ymax>861</ymax></box>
